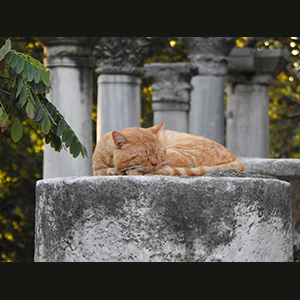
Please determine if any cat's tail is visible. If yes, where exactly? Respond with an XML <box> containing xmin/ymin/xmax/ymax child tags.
<box><xmin>151</xmin><ymin>158</ymin><xmax>245</xmax><ymax>176</ymax></box>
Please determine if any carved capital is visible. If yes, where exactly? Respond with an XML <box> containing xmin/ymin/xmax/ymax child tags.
<box><xmin>144</xmin><ymin>62</ymin><xmax>197</xmax><ymax>104</ymax></box>
<box><xmin>94</xmin><ymin>37</ymin><xmax>159</xmax><ymax>76</ymax></box>
<box><xmin>181</xmin><ymin>37</ymin><xmax>237</xmax><ymax>76</ymax></box>
<box><xmin>227</xmin><ymin>48</ymin><xmax>290</xmax><ymax>86</ymax></box>
<box><xmin>38</xmin><ymin>37</ymin><xmax>100</xmax><ymax>56</ymax></box>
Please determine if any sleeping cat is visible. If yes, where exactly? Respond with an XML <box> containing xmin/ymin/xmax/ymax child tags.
<box><xmin>92</xmin><ymin>122</ymin><xmax>244</xmax><ymax>176</ymax></box>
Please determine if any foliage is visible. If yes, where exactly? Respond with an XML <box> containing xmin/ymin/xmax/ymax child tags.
<box><xmin>0</xmin><ymin>120</ymin><xmax>42</xmax><ymax>261</ymax></box>
<box><xmin>0</xmin><ymin>37</ymin><xmax>89</xmax><ymax>262</ymax></box>
<box><xmin>0</xmin><ymin>38</ymin><xmax>88</xmax><ymax>159</ymax></box>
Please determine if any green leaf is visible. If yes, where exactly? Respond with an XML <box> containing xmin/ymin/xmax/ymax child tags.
<box><xmin>11</xmin><ymin>118</ymin><xmax>23</xmax><ymax>142</ymax></box>
<box><xmin>46</xmin><ymin>102</ymin><xmax>55</xmax><ymax>116</ymax></box>
<box><xmin>34</xmin><ymin>68</ymin><xmax>41</xmax><ymax>84</ymax></box>
<box><xmin>26</xmin><ymin>102</ymin><xmax>35</xmax><ymax>119</ymax></box>
<box><xmin>4</xmin><ymin>51</ymin><xmax>13</xmax><ymax>64</ymax></box>
<box><xmin>57</xmin><ymin>119</ymin><xmax>67</xmax><ymax>137</ymax></box>
<box><xmin>46</xmin><ymin>102</ymin><xmax>57</xmax><ymax>122</ymax></box>
<box><xmin>45</xmin><ymin>133</ymin><xmax>52</xmax><ymax>144</ymax></box>
<box><xmin>52</xmin><ymin>135</ymin><xmax>62</xmax><ymax>152</ymax></box>
<box><xmin>35</xmin><ymin>81</ymin><xmax>45</xmax><ymax>93</ymax></box>
<box><xmin>27</xmin><ymin>64</ymin><xmax>34</xmax><ymax>82</ymax></box>
<box><xmin>16</xmin><ymin>79</ymin><xmax>24</xmax><ymax>98</ymax></box>
<box><xmin>7</xmin><ymin>72</ymin><xmax>17</xmax><ymax>89</ymax></box>
<box><xmin>65</xmin><ymin>132</ymin><xmax>74</xmax><ymax>148</ymax></box>
<box><xmin>73</xmin><ymin>142</ymin><xmax>82</xmax><ymax>158</ymax></box>
<box><xmin>19</xmin><ymin>86</ymin><xmax>27</xmax><ymax>107</ymax></box>
<box><xmin>39</xmin><ymin>115</ymin><xmax>51</xmax><ymax>134</ymax></box>
<box><xmin>32</xmin><ymin>100</ymin><xmax>43</xmax><ymax>122</ymax></box>
<box><xmin>0</xmin><ymin>112</ymin><xmax>9</xmax><ymax>127</ymax></box>
<box><xmin>22</xmin><ymin>60</ymin><xmax>29</xmax><ymax>79</ymax></box>
<box><xmin>4</xmin><ymin>39</ymin><xmax>11</xmax><ymax>55</ymax></box>
<box><xmin>41</xmin><ymin>70</ymin><xmax>51</xmax><ymax>87</ymax></box>
<box><xmin>0</xmin><ymin>39</ymin><xmax>11</xmax><ymax>62</ymax></box>
<box><xmin>0</xmin><ymin>49</ymin><xmax>5</xmax><ymax>62</ymax></box>
<box><xmin>11</xmin><ymin>54</ymin><xmax>19</xmax><ymax>68</ymax></box>
<box><xmin>81</xmin><ymin>145</ymin><xmax>88</xmax><ymax>158</ymax></box>
<box><xmin>70</xmin><ymin>136</ymin><xmax>77</xmax><ymax>154</ymax></box>
<box><xmin>15</xmin><ymin>57</ymin><xmax>25</xmax><ymax>74</ymax></box>
<box><xmin>62</xmin><ymin>127</ymin><xmax>72</xmax><ymax>143</ymax></box>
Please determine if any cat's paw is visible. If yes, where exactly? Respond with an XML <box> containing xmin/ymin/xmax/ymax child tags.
<box><xmin>126</xmin><ymin>169</ymin><xmax>144</xmax><ymax>176</ymax></box>
<box><xmin>107</xmin><ymin>168</ymin><xmax>118</xmax><ymax>175</ymax></box>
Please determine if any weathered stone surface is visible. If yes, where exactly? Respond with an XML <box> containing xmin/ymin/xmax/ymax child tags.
<box><xmin>94</xmin><ymin>37</ymin><xmax>159</xmax><ymax>75</ymax></box>
<box><xmin>35</xmin><ymin>175</ymin><xmax>293</xmax><ymax>262</ymax></box>
<box><xmin>226</xmin><ymin>48</ymin><xmax>290</xmax><ymax>158</ymax></box>
<box><xmin>181</xmin><ymin>37</ymin><xmax>237</xmax><ymax>76</ymax></box>
<box><xmin>144</xmin><ymin>62</ymin><xmax>197</xmax><ymax>133</ymax></box>
<box><xmin>96</xmin><ymin>74</ymin><xmax>141</xmax><ymax>139</ymax></box>
<box><xmin>226</xmin><ymin>84</ymin><xmax>270</xmax><ymax>158</ymax></box>
<box><xmin>203</xmin><ymin>169</ymin><xmax>252</xmax><ymax>178</ymax></box>
<box><xmin>39</xmin><ymin>37</ymin><xmax>100</xmax><ymax>57</ymax></box>
<box><xmin>181</xmin><ymin>37</ymin><xmax>236</xmax><ymax>144</ymax></box>
<box><xmin>241</xmin><ymin>157</ymin><xmax>300</xmax><ymax>259</ymax></box>
<box><xmin>227</xmin><ymin>47</ymin><xmax>290</xmax><ymax>85</ymax></box>
<box><xmin>242</xmin><ymin>157</ymin><xmax>300</xmax><ymax>179</ymax></box>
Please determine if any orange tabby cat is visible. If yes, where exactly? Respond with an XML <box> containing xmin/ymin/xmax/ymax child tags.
<box><xmin>92</xmin><ymin>122</ymin><xmax>244</xmax><ymax>176</ymax></box>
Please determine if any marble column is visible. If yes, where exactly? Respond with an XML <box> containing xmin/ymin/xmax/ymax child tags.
<box><xmin>181</xmin><ymin>37</ymin><xmax>237</xmax><ymax>144</ymax></box>
<box><xmin>144</xmin><ymin>62</ymin><xmax>197</xmax><ymax>132</ymax></box>
<box><xmin>94</xmin><ymin>37</ymin><xmax>159</xmax><ymax>140</ymax></box>
<box><xmin>226</xmin><ymin>47</ymin><xmax>290</xmax><ymax>158</ymax></box>
<box><xmin>39</xmin><ymin>37</ymin><xmax>100</xmax><ymax>178</ymax></box>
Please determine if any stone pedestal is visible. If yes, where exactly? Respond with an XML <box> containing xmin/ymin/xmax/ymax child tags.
<box><xmin>226</xmin><ymin>48</ymin><xmax>290</xmax><ymax>157</ymax></box>
<box><xmin>35</xmin><ymin>174</ymin><xmax>293</xmax><ymax>262</ymax></box>
<box><xmin>144</xmin><ymin>62</ymin><xmax>197</xmax><ymax>132</ymax></box>
<box><xmin>94</xmin><ymin>37</ymin><xmax>159</xmax><ymax>139</ymax></box>
<box><xmin>181</xmin><ymin>37</ymin><xmax>237</xmax><ymax>144</ymax></box>
<box><xmin>39</xmin><ymin>37</ymin><xmax>99</xmax><ymax>178</ymax></box>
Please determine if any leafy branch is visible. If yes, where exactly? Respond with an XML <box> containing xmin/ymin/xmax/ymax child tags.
<box><xmin>0</xmin><ymin>38</ymin><xmax>88</xmax><ymax>159</ymax></box>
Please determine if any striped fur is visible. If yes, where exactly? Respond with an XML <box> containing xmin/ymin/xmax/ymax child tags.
<box><xmin>92</xmin><ymin>122</ymin><xmax>244</xmax><ymax>176</ymax></box>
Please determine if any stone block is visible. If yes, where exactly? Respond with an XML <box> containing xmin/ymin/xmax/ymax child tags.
<box><xmin>35</xmin><ymin>175</ymin><xmax>293</xmax><ymax>262</ymax></box>
<box><xmin>241</xmin><ymin>157</ymin><xmax>300</xmax><ymax>260</ymax></box>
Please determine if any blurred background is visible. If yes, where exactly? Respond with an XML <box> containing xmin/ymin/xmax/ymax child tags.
<box><xmin>1</xmin><ymin>36</ymin><xmax>300</xmax><ymax>262</ymax></box>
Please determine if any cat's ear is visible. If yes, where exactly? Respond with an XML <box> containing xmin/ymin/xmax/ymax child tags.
<box><xmin>149</xmin><ymin>122</ymin><xmax>164</xmax><ymax>136</ymax></box>
<box><xmin>112</xmin><ymin>131</ymin><xmax>128</xmax><ymax>149</ymax></box>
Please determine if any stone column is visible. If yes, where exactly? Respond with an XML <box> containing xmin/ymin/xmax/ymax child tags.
<box><xmin>181</xmin><ymin>37</ymin><xmax>237</xmax><ymax>144</ymax></box>
<box><xmin>39</xmin><ymin>37</ymin><xmax>100</xmax><ymax>178</ymax></box>
<box><xmin>94</xmin><ymin>37</ymin><xmax>158</xmax><ymax>140</ymax></box>
<box><xmin>226</xmin><ymin>47</ymin><xmax>290</xmax><ymax>157</ymax></box>
<box><xmin>144</xmin><ymin>62</ymin><xmax>197</xmax><ymax>132</ymax></box>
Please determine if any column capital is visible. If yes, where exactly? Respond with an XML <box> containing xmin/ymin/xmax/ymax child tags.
<box><xmin>94</xmin><ymin>37</ymin><xmax>159</xmax><ymax>76</ymax></box>
<box><xmin>181</xmin><ymin>37</ymin><xmax>237</xmax><ymax>76</ymax></box>
<box><xmin>38</xmin><ymin>37</ymin><xmax>100</xmax><ymax>57</ymax></box>
<box><xmin>144</xmin><ymin>62</ymin><xmax>197</xmax><ymax>106</ymax></box>
<box><xmin>227</xmin><ymin>47</ymin><xmax>290</xmax><ymax>85</ymax></box>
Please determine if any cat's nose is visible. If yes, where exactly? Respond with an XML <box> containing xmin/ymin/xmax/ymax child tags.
<box><xmin>151</xmin><ymin>161</ymin><xmax>158</xmax><ymax>167</ymax></box>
